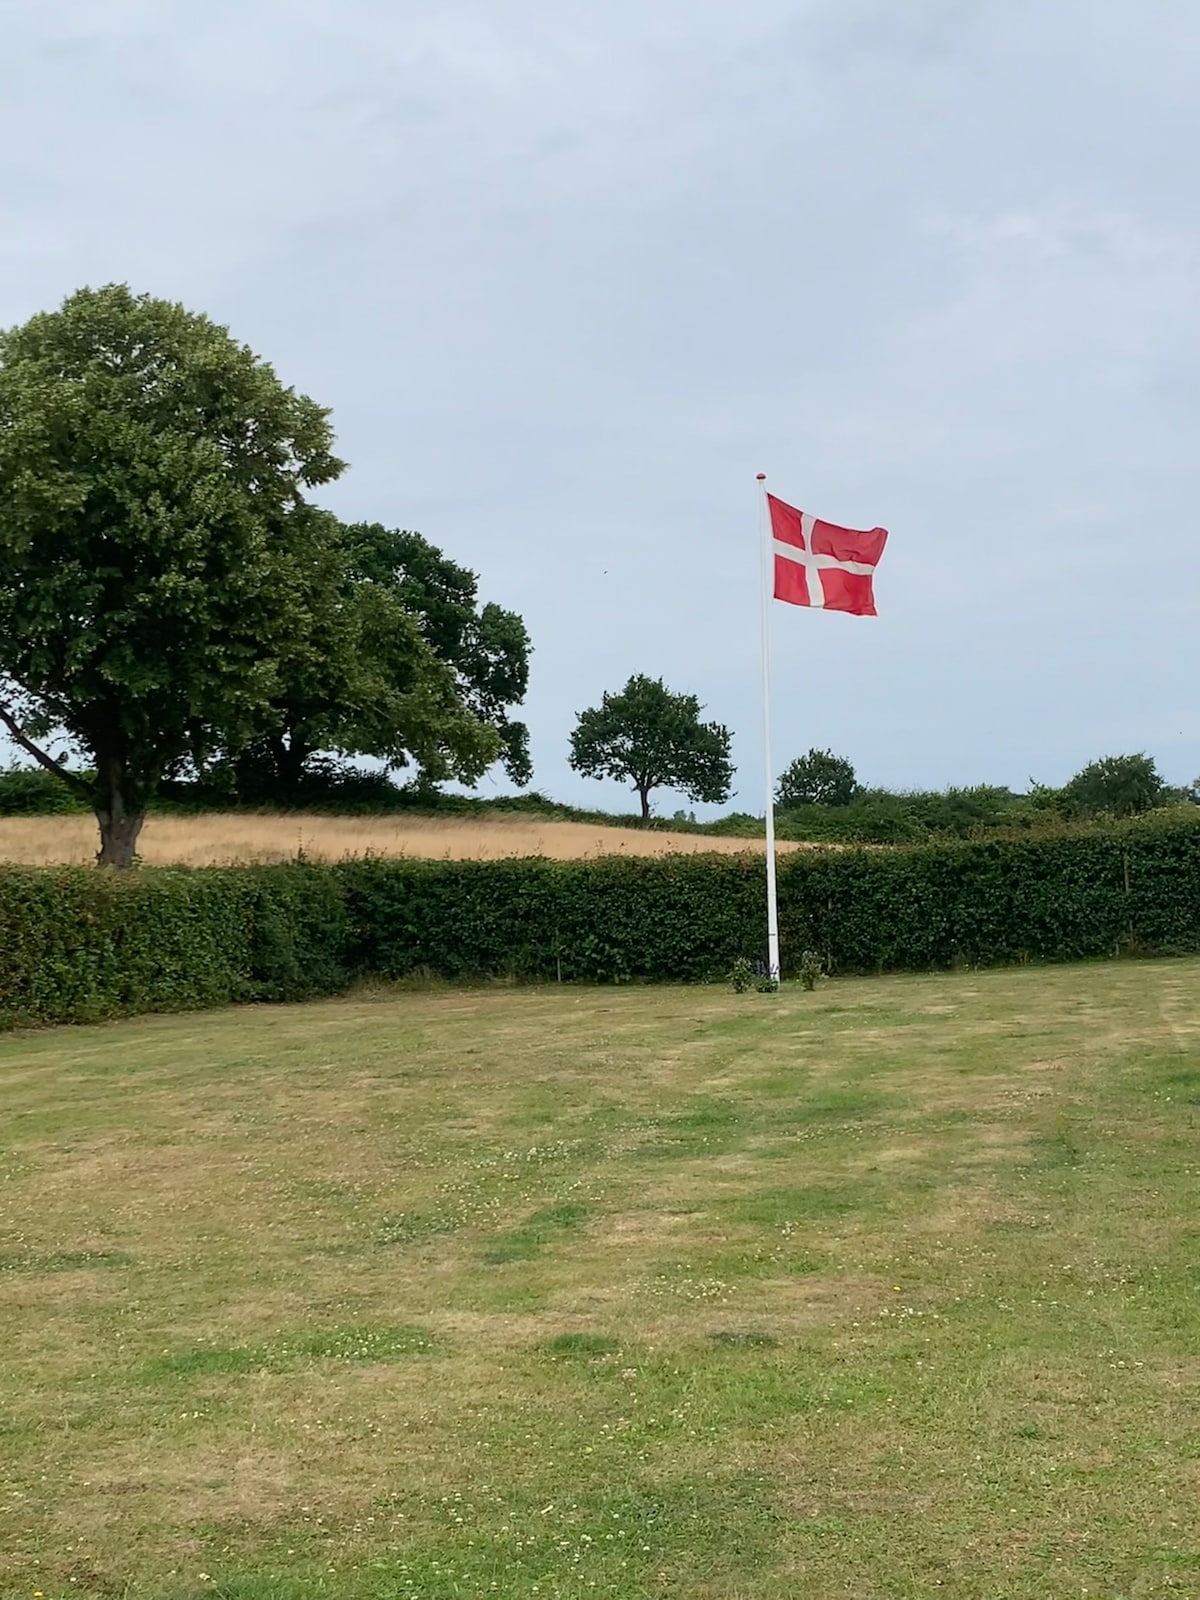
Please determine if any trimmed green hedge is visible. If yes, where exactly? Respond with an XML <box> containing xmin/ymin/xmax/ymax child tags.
<box><xmin>338</xmin><ymin>816</ymin><xmax>1200</xmax><ymax>983</ymax></box>
<box><xmin>338</xmin><ymin>854</ymin><xmax>767</xmax><ymax>984</ymax></box>
<box><xmin>3</xmin><ymin>816</ymin><xmax>1200</xmax><ymax>1026</ymax></box>
<box><xmin>0</xmin><ymin>863</ymin><xmax>348</xmax><ymax>1027</ymax></box>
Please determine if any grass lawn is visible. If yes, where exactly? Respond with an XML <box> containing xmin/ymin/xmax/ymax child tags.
<box><xmin>2</xmin><ymin>962</ymin><xmax>1200</xmax><ymax>1599</ymax></box>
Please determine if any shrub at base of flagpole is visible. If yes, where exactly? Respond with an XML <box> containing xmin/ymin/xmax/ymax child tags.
<box><xmin>798</xmin><ymin>950</ymin><xmax>823</xmax><ymax>991</ymax></box>
<box><xmin>728</xmin><ymin>957</ymin><xmax>754</xmax><ymax>993</ymax></box>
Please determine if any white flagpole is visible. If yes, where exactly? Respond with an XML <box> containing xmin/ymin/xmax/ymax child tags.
<box><xmin>757</xmin><ymin>473</ymin><xmax>781</xmax><ymax>984</ymax></box>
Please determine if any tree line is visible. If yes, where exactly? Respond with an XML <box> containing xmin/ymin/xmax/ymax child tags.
<box><xmin>0</xmin><ymin>285</ymin><xmax>1188</xmax><ymax>863</ymax></box>
<box><xmin>768</xmin><ymin>748</ymin><xmax>1189</xmax><ymax>843</ymax></box>
<box><xmin>569</xmin><ymin>711</ymin><xmax>1188</xmax><ymax>839</ymax></box>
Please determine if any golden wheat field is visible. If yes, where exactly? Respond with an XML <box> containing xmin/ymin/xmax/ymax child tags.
<box><xmin>0</xmin><ymin>810</ymin><xmax>804</xmax><ymax>867</ymax></box>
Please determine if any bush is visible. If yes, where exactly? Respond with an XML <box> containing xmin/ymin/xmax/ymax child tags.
<box><xmin>1060</xmin><ymin>753</ymin><xmax>1167</xmax><ymax>818</ymax></box>
<box><xmin>776</xmin><ymin>786</ymin><xmax>1032</xmax><ymax>844</ymax></box>
<box><xmin>776</xmin><ymin>793</ymin><xmax>926</xmax><ymax>844</ymax></box>
<box><xmin>777</xmin><ymin>749</ymin><xmax>858</xmax><ymax>808</ymax></box>
<box><xmin>0</xmin><ymin>765</ymin><xmax>88</xmax><ymax>815</ymax></box>
<box><xmin>729</xmin><ymin>956</ymin><xmax>755</xmax><ymax>993</ymax></box>
<box><xmin>157</xmin><ymin>760</ymin><xmax>413</xmax><ymax>815</ymax></box>
<box><xmin>798</xmin><ymin>950</ymin><xmax>823</xmax><ymax>991</ymax></box>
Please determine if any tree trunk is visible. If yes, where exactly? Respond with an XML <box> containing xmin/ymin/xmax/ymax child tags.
<box><xmin>94</xmin><ymin>757</ymin><xmax>145</xmax><ymax>867</ymax></box>
<box><xmin>95</xmin><ymin>805</ymin><xmax>144</xmax><ymax>868</ymax></box>
<box><xmin>638</xmin><ymin>785</ymin><xmax>651</xmax><ymax>823</ymax></box>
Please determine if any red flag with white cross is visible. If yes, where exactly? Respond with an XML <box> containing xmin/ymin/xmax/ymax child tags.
<box><xmin>767</xmin><ymin>493</ymin><xmax>888</xmax><ymax>615</ymax></box>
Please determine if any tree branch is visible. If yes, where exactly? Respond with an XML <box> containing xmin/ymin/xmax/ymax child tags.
<box><xmin>0</xmin><ymin>701</ymin><xmax>92</xmax><ymax>799</ymax></box>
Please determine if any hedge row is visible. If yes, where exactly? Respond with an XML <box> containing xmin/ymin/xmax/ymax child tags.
<box><xmin>3</xmin><ymin>816</ymin><xmax>1200</xmax><ymax>1026</ymax></box>
<box><xmin>337</xmin><ymin>815</ymin><xmax>1200</xmax><ymax>982</ymax></box>
<box><xmin>0</xmin><ymin>864</ymin><xmax>348</xmax><ymax>1027</ymax></box>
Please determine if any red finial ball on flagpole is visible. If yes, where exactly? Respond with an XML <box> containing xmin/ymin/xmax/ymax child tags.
<box><xmin>756</xmin><ymin>473</ymin><xmax>766</xmax><ymax>481</ymax></box>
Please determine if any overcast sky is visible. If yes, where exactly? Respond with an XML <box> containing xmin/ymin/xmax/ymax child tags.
<box><xmin>3</xmin><ymin>0</ymin><xmax>1199</xmax><ymax>814</ymax></box>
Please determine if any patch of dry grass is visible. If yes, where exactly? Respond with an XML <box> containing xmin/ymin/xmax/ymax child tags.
<box><xmin>2</xmin><ymin>963</ymin><xmax>1200</xmax><ymax>1598</ymax></box>
<box><xmin>0</xmin><ymin>810</ymin><xmax>802</xmax><ymax>866</ymax></box>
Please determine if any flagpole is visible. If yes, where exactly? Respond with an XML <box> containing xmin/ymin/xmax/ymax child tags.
<box><xmin>757</xmin><ymin>473</ymin><xmax>781</xmax><ymax>984</ymax></box>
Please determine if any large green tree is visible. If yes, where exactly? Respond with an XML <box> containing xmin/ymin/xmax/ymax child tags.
<box><xmin>568</xmin><ymin>674</ymin><xmax>733</xmax><ymax>821</ymax></box>
<box><xmin>0</xmin><ymin>285</ymin><xmax>492</xmax><ymax>864</ymax></box>
<box><xmin>223</xmin><ymin>534</ymin><xmax>501</xmax><ymax>800</ymax></box>
<box><xmin>352</xmin><ymin>524</ymin><xmax>532</xmax><ymax>787</ymax></box>
<box><xmin>233</xmin><ymin>522</ymin><xmax>529</xmax><ymax>796</ymax></box>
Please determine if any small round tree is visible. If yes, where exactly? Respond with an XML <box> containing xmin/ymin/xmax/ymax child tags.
<box><xmin>777</xmin><ymin>748</ymin><xmax>858</xmax><ymax>809</ymax></box>
<box><xmin>1060</xmin><ymin>753</ymin><xmax>1167</xmax><ymax>818</ymax></box>
<box><xmin>568</xmin><ymin>674</ymin><xmax>733</xmax><ymax>821</ymax></box>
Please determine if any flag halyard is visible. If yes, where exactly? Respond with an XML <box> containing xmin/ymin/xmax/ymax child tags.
<box><xmin>767</xmin><ymin>493</ymin><xmax>887</xmax><ymax>615</ymax></box>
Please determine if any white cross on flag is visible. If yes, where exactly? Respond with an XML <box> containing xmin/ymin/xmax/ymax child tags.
<box><xmin>768</xmin><ymin>493</ymin><xmax>888</xmax><ymax>616</ymax></box>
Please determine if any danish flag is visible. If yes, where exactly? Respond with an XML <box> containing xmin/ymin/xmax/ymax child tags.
<box><xmin>768</xmin><ymin>493</ymin><xmax>887</xmax><ymax>616</ymax></box>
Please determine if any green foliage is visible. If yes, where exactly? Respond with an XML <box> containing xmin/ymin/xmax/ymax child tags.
<box><xmin>8</xmin><ymin>816</ymin><xmax>1200</xmax><ymax>1026</ymax></box>
<box><xmin>568</xmin><ymin>674</ymin><xmax>734</xmax><ymax>821</ymax></box>
<box><xmin>151</xmin><ymin>774</ymin><xmax>739</xmax><ymax>827</ymax></box>
<box><xmin>729</xmin><ymin>956</ymin><xmax>755</xmax><ymax>993</ymax></box>
<box><xmin>0</xmin><ymin>765</ymin><xmax>88</xmax><ymax>815</ymax></box>
<box><xmin>1060</xmin><ymin>752</ymin><xmax>1167</xmax><ymax>818</ymax></box>
<box><xmin>160</xmin><ymin>760</ymin><xmax>412</xmax><ymax>814</ymax></box>
<box><xmin>346</xmin><ymin>523</ymin><xmax>532</xmax><ymax>785</ymax></box>
<box><xmin>0</xmin><ymin>283</ymin><xmax>346</xmax><ymax>864</ymax></box>
<box><xmin>227</xmin><ymin>522</ymin><xmax>525</xmax><ymax>802</ymax></box>
<box><xmin>335</xmin><ymin>814</ymin><xmax>1200</xmax><ymax>983</ymax></box>
<box><xmin>777</xmin><ymin>749</ymin><xmax>858</xmax><ymax>808</ymax></box>
<box><xmin>0</xmin><ymin>862</ymin><xmax>347</xmax><ymax>1026</ymax></box>
<box><xmin>338</xmin><ymin>852</ymin><xmax>763</xmax><ymax>984</ymax></box>
<box><xmin>798</xmin><ymin>949</ymin><xmax>823</xmax><ymax>991</ymax></box>
<box><xmin>776</xmin><ymin>785</ymin><xmax>1036</xmax><ymax>843</ymax></box>
<box><xmin>1026</xmin><ymin>780</ymin><xmax>1066</xmax><ymax>811</ymax></box>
